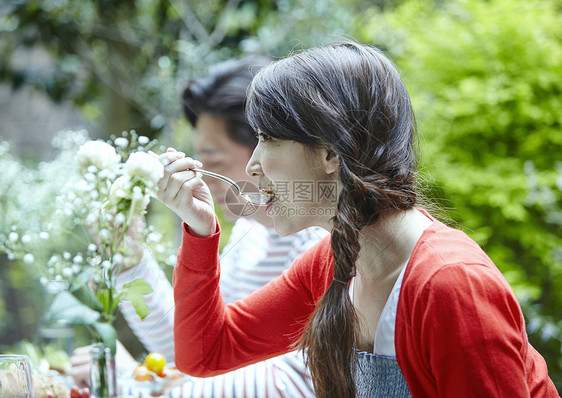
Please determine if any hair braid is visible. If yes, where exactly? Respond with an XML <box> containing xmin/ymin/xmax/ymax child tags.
<box><xmin>300</xmin><ymin>162</ymin><xmax>370</xmax><ymax>397</ymax></box>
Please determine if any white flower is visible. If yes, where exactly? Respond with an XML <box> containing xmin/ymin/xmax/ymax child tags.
<box><xmin>98</xmin><ymin>169</ymin><xmax>114</xmax><ymax>179</ymax></box>
<box><xmin>109</xmin><ymin>175</ymin><xmax>132</xmax><ymax>201</ymax></box>
<box><xmin>124</xmin><ymin>152</ymin><xmax>164</xmax><ymax>187</ymax></box>
<box><xmin>131</xmin><ymin>193</ymin><xmax>150</xmax><ymax>216</ymax></box>
<box><xmin>86</xmin><ymin>213</ymin><xmax>97</xmax><ymax>225</ymax></box>
<box><xmin>98</xmin><ymin>229</ymin><xmax>110</xmax><ymax>241</ymax></box>
<box><xmin>132</xmin><ymin>186</ymin><xmax>143</xmax><ymax>201</ymax></box>
<box><xmin>114</xmin><ymin>213</ymin><xmax>126</xmax><ymax>225</ymax></box>
<box><xmin>147</xmin><ymin>232</ymin><xmax>161</xmax><ymax>242</ymax></box>
<box><xmin>76</xmin><ymin>141</ymin><xmax>121</xmax><ymax>174</ymax></box>
<box><xmin>114</xmin><ymin>137</ymin><xmax>129</xmax><ymax>148</ymax></box>
<box><xmin>89</xmin><ymin>255</ymin><xmax>101</xmax><ymax>266</ymax></box>
<box><xmin>113</xmin><ymin>253</ymin><xmax>123</xmax><ymax>265</ymax></box>
<box><xmin>0</xmin><ymin>131</ymin><xmax>178</xmax><ymax>328</ymax></box>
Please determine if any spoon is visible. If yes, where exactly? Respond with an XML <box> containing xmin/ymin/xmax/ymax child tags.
<box><xmin>192</xmin><ymin>168</ymin><xmax>274</xmax><ymax>206</ymax></box>
<box><xmin>148</xmin><ymin>151</ymin><xmax>274</xmax><ymax>205</ymax></box>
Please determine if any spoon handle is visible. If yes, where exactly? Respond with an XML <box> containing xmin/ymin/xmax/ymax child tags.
<box><xmin>192</xmin><ymin>168</ymin><xmax>242</xmax><ymax>193</ymax></box>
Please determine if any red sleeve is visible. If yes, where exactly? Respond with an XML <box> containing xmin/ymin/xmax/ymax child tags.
<box><xmin>415</xmin><ymin>264</ymin><xmax>538</xmax><ymax>397</ymax></box>
<box><xmin>173</xmin><ymin>222</ymin><xmax>333</xmax><ymax>377</ymax></box>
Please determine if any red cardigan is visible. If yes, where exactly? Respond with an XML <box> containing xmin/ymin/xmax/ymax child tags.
<box><xmin>173</xmin><ymin>216</ymin><xmax>558</xmax><ymax>397</ymax></box>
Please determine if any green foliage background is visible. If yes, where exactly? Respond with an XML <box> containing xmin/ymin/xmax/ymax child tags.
<box><xmin>1</xmin><ymin>0</ymin><xmax>561</xmax><ymax>390</ymax></box>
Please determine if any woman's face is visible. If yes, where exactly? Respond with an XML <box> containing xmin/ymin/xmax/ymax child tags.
<box><xmin>246</xmin><ymin>131</ymin><xmax>339</xmax><ymax>236</ymax></box>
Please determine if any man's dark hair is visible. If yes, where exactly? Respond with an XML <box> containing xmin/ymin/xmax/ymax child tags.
<box><xmin>182</xmin><ymin>56</ymin><xmax>272</xmax><ymax>148</ymax></box>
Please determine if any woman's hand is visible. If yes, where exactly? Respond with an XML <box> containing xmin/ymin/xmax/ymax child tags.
<box><xmin>156</xmin><ymin>148</ymin><xmax>216</xmax><ymax>237</ymax></box>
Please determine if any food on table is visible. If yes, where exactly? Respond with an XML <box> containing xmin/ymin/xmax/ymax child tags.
<box><xmin>133</xmin><ymin>364</ymin><xmax>156</xmax><ymax>382</ymax></box>
<box><xmin>157</xmin><ymin>367</ymin><xmax>182</xmax><ymax>380</ymax></box>
<box><xmin>33</xmin><ymin>374</ymin><xmax>70</xmax><ymax>398</ymax></box>
<box><xmin>131</xmin><ymin>352</ymin><xmax>187</xmax><ymax>394</ymax></box>
<box><xmin>70</xmin><ymin>387</ymin><xmax>90</xmax><ymax>398</ymax></box>
<box><xmin>144</xmin><ymin>352</ymin><xmax>166</xmax><ymax>375</ymax></box>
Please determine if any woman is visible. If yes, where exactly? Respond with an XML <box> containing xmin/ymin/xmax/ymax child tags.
<box><xmin>156</xmin><ymin>42</ymin><xmax>558</xmax><ymax>397</ymax></box>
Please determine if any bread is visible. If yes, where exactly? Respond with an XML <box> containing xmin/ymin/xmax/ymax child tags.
<box><xmin>33</xmin><ymin>374</ymin><xmax>70</xmax><ymax>398</ymax></box>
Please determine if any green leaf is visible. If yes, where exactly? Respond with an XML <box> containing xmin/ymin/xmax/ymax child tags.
<box><xmin>75</xmin><ymin>268</ymin><xmax>95</xmax><ymax>285</ymax></box>
<box><xmin>118</xmin><ymin>278</ymin><xmax>153</xmax><ymax>320</ymax></box>
<box><xmin>93</xmin><ymin>321</ymin><xmax>117</xmax><ymax>355</ymax></box>
<box><xmin>70</xmin><ymin>279</ymin><xmax>104</xmax><ymax>312</ymax></box>
<box><xmin>47</xmin><ymin>291</ymin><xmax>100</xmax><ymax>325</ymax></box>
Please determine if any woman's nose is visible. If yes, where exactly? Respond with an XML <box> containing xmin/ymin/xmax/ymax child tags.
<box><xmin>246</xmin><ymin>146</ymin><xmax>262</xmax><ymax>177</ymax></box>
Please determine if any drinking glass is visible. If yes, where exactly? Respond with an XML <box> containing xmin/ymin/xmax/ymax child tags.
<box><xmin>0</xmin><ymin>355</ymin><xmax>34</xmax><ymax>398</ymax></box>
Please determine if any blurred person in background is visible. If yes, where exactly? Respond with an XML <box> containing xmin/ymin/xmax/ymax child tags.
<box><xmin>71</xmin><ymin>56</ymin><xmax>327</xmax><ymax>397</ymax></box>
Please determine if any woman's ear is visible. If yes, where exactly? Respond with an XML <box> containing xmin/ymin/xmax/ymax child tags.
<box><xmin>323</xmin><ymin>148</ymin><xmax>340</xmax><ymax>175</ymax></box>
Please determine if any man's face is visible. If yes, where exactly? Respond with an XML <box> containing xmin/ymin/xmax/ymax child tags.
<box><xmin>193</xmin><ymin>114</ymin><xmax>255</xmax><ymax>217</ymax></box>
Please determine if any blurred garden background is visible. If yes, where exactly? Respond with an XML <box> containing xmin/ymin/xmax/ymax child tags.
<box><xmin>0</xmin><ymin>0</ymin><xmax>560</xmax><ymax>391</ymax></box>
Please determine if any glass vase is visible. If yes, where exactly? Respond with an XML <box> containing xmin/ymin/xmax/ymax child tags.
<box><xmin>39</xmin><ymin>280</ymin><xmax>74</xmax><ymax>354</ymax></box>
<box><xmin>90</xmin><ymin>343</ymin><xmax>117</xmax><ymax>398</ymax></box>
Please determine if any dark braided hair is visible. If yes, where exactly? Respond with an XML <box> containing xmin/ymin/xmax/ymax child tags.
<box><xmin>245</xmin><ymin>42</ymin><xmax>418</xmax><ymax>397</ymax></box>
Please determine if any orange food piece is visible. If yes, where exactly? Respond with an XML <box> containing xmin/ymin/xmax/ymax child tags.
<box><xmin>133</xmin><ymin>365</ymin><xmax>155</xmax><ymax>382</ymax></box>
<box><xmin>157</xmin><ymin>367</ymin><xmax>181</xmax><ymax>379</ymax></box>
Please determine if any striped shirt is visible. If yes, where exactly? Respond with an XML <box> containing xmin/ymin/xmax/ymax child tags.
<box><xmin>118</xmin><ymin>218</ymin><xmax>328</xmax><ymax>397</ymax></box>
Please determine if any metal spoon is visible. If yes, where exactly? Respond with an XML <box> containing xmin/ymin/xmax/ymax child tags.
<box><xmin>193</xmin><ymin>168</ymin><xmax>273</xmax><ymax>206</ymax></box>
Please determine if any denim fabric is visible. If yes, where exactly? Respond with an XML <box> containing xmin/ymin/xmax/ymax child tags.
<box><xmin>355</xmin><ymin>352</ymin><xmax>411</xmax><ymax>398</ymax></box>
